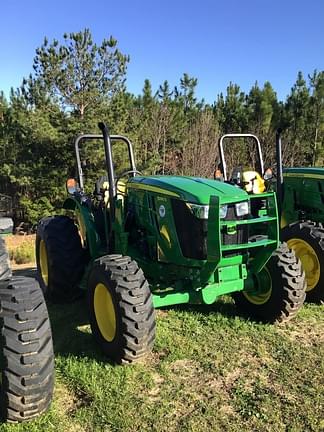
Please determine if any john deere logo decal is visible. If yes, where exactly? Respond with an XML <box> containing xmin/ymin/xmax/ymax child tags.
<box><xmin>159</xmin><ymin>205</ymin><xmax>166</xmax><ymax>218</ymax></box>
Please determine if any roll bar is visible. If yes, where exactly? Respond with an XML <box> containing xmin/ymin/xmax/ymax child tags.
<box><xmin>218</xmin><ymin>134</ymin><xmax>264</xmax><ymax>181</ymax></box>
<box><xmin>275</xmin><ymin>128</ymin><xmax>284</xmax><ymax>218</ymax></box>
<box><xmin>74</xmin><ymin>123</ymin><xmax>137</xmax><ymax>235</ymax></box>
<box><xmin>74</xmin><ymin>129</ymin><xmax>137</xmax><ymax>191</ymax></box>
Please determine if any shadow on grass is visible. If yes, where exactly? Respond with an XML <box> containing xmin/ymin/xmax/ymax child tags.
<box><xmin>11</xmin><ymin>268</ymin><xmax>247</xmax><ymax>361</ymax></box>
<box><xmin>46</xmin><ymin>297</ymin><xmax>110</xmax><ymax>363</ymax></box>
<box><xmin>47</xmin><ymin>296</ymin><xmax>241</xmax><ymax>362</ymax></box>
<box><xmin>12</xmin><ymin>267</ymin><xmax>108</xmax><ymax>362</ymax></box>
<box><xmin>171</xmin><ymin>297</ymin><xmax>238</xmax><ymax>318</ymax></box>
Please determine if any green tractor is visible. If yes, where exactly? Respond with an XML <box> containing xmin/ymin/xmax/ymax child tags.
<box><xmin>36</xmin><ymin>123</ymin><xmax>305</xmax><ymax>364</ymax></box>
<box><xmin>217</xmin><ymin>131</ymin><xmax>324</xmax><ymax>304</ymax></box>
<box><xmin>280</xmin><ymin>166</ymin><xmax>324</xmax><ymax>303</ymax></box>
<box><xmin>0</xmin><ymin>196</ymin><xmax>54</xmax><ymax>422</ymax></box>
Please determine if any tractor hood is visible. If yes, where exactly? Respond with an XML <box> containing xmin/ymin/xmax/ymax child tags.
<box><xmin>283</xmin><ymin>167</ymin><xmax>324</xmax><ymax>179</ymax></box>
<box><xmin>127</xmin><ymin>176</ymin><xmax>248</xmax><ymax>205</ymax></box>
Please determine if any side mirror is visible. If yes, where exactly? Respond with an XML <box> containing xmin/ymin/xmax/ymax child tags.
<box><xmin>263</xmin><ymin>168</ymin><xmax>273</xmax><ymax>181</ymax></box>
<box><xmin>214</xmin><ymin>168</ymin><xmax>224</xmax><ymax>181</ymax></box>
<box><xmin>66</xmin><ymin>178</ymin><xmax>79</xmax><ymax>195</ymax></box>
<box><xmin>214</xmin><ymin>161</ymin><xmax>224</xmax><ymax>181</ymax></box>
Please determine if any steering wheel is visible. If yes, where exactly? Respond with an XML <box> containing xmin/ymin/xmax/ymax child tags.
<box><xmin>229</xmin><ymin>166</ymin><xmax>244</xmax><ymax>187</ymax></box>
<box><xmin>115</xmin><ymin>170</ymin><xmax>143</xmax><ymax>193</ymax></box>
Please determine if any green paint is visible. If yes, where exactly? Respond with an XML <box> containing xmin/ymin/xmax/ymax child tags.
<box><xmin>128</xmin><ymin>175</ymin><xmax>247</xmax><ymax>205</ymax></box>
<box><xmin>152</xmin><ymin>274</ymin><xmax>245</xmax><ymax>308</ymax></box>
<box><xmin>59</xmin><ymin>131</ymin><xmax>283</xmax><ymax>309</ymax></box>
<box><xmin>282</xmin><ymin>167</ymin><xmax>324</xmax><ymax>226</ymax></box>
<box><xmin>63</xmin><ymin>197</ymin><xmax>102</xmax><ymax>258</ymax></box>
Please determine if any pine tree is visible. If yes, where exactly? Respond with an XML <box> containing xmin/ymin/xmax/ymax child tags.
<box><xmin>25</xmin><ymin>29</ymin><xmax>129</xmax><ymax>118</ymax></box>
<box><xmin>308</xmin><ymin>70</ymin><xmax>324</xmax><ymax>165</ymax></box>
<box><xmin>285</xmin><ymin>72</ymin><xmax>311</xmax><ymax>165</ymax></box>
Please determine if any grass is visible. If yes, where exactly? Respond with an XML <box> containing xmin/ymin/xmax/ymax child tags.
<box><xmin>5</xmin><ymin>235</ymin><xmax>35</xmax><ymax>265</ymax></box>
<box><xmin>0</xmin><ymin>295</ymin><xmax>323</xmax><ymax>432</ymax></box>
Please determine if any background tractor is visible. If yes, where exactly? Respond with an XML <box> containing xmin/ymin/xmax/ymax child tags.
<box><xmin>217</xmin><ymin>131</ymin><xmax>324</xmax><ymax>304</ymax></box>
<box><xmin>0</xmin><ymin>196</ymin><xmax>54</xmax><ymax>422</ymax></box>
<box><xmin>36</xmin><ymin>123</ymin><xmax>305</xmax><ymax>364</ymax></box>
<box><xmin>280</xmin><ymin>167</ymin><xmax>324</xmax><ymax>303</ymax></box>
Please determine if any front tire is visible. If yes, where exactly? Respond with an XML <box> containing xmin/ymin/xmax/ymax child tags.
<box><xmin>36</xmin><ymin>216</ymin><xmax>86</xmax><ymax>303</ymax></box>
<box><xmin>281</xmin><ymin>221</ymin><xmax>324</xmax><ymax>303</ymax></box>
<box><xmin>0</xmin><ymin>277</ymin><xmax>54</xmax><ymax>422</ymax></box>
<box><xmin>88</xmin><ymin>255</ymin><xmax>156</xmax><ymax>364</ymax></box>
<box><xmin>234</xmin><ymin>243</ymin><xmax>306</xmax><ymax>323</ymax></box>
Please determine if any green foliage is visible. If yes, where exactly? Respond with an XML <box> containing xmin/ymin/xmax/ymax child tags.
<box><xmin>220</xmin><ymin>82</ymin><xmax>248</xmax><ymax>132</ymax></box>
<box><xmin>308</xmin><ymin>70</ymin><xmax>324</xmax><ymax>164</ymax></box>
<box><xmin>20</xmin><ymin>196</ymin><xmax>55</xmax><ymax>225</ymax></box>
<box><xmin>0</xmin><ymin>28</ymin><xmax>323</xmax><ymax>224</ymax></box>
<box><xmin>24</xmin><ymin>28</ymin><xmax>129</xmax><ymax>117</ymax></box>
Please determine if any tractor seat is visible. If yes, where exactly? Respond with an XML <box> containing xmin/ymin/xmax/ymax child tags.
<box><xmin>242</xmin><ymin>171</ymin><xmax>265</xmax><ymax>194</ymax></box>
<box><xmin>102</xmin><ymin>180</ymin><xmax>127</xmax><ymax>206</ymax></box>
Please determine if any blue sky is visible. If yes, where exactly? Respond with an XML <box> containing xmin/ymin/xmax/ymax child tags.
<box><xmin>1</xmin><ymin>0</ymin><xmax>323</xmax><ymax>103</ymax></box>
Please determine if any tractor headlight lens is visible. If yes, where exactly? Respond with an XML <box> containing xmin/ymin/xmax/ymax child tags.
<box><xmin>219</xmin><ymin>205</ymin><xmax>228</xmax><ymax>219</ymax></box>
<box><xmin>235</xmin><ymin>201</ymin><xmax>249</xmax><ymax>217</ymax></box>
<box><xmin>187</xmin><ymin>203</ymin><xmax>228</xmax><ymax>219</ymax></box>
<box><xmin>187</xmin><ymin>203</ymin><xmax>209</xmax><ymax>219</ymax></box>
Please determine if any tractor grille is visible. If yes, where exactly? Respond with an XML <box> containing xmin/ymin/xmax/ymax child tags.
<box><xmin>171</xmin><ymin>199</ymin><xmax>207</xmax><ymax>260</ymax></box>
<box><xmin>221</xmin><ymin>205</ymin><xmax>249</xmax><ymax>257</ymax></box>
<box><xmin>171</xmin><ymin>200</ymin><xmax>249</xmax><ymax>260</ymax></box>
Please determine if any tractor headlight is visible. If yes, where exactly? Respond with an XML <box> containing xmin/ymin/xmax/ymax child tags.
<box><xmin>187</xmin><ymin>203</ymin><xmax>228</xmax><ymax>219</ymax></box>
<box><xmin>187</xmin><ymin>203</ymin><xmax>209</xmax><ymax>219</ymax></box>
<box><xmin>219</xmin><ymin>205</ymin><xmax>228</xmax><ymax>219</ymax></box>
<box><xmin>235</xmin><ymin>201</ymin><xmax>249</xmax><ymax>217</ymax></box>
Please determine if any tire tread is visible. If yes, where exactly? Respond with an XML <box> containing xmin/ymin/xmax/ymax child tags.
<box><xmin>89</xmin><ymin>255</ymin><xmax>156</xmax><ymax>363</ymax></box>
<box><xmin>281</xmin><ymin>220</ymin><xmax>324</xmax><ymax>303</ymax></box>
<box><xmin>36</xmin><ymin>215</ymin><xmax>86</xmax><ymax>303</ymax></box>
<box><xmin>0</xmin><ymin>277</ymin><xmax>54</xmax><ymax>422</ymax></box>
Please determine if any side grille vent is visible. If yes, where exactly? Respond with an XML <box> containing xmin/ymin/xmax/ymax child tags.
<box><xmin>171</xmin><ymin>199</ymin><xmax>207</xmax><ymax>259</ymax></box>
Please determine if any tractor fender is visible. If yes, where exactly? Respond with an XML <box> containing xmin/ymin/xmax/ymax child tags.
<box><xmin>63</xmin><ymin>197</ymin><xmax>101</xmax><ymax>257</ymax></box>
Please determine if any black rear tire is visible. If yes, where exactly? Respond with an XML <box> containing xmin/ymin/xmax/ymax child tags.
<box><xmin>0</xmin><ymin>276</ymin><xmax>54</xmax><ymax>422</ymax></box>
<box><xmin>0</xmin><ymin>238</ymin><xmax>11</xmax><ymax>281</ymax></box>
<box><xmin>281</xmin><ymin>220</ymin><xmax>324</xmax><ymax>303</ymax></box>
<box><xmin>234</xmin><ymin>243</ymin><xmax>306</xmax><ymax>323</ymax></box>
<box><xmin>36</xmin><ymin>216</ymin><xmax>86</xmax><ymax>303</ymax></box>
<box><xmin>88</xmin><ymin>255</ymin><xmax>156</xmax><ymax>364</ymax></box>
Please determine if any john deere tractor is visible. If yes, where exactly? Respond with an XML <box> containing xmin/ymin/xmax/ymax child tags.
<box><xmin>36</xmin><ymin>123</ymin><xmax>305</xmax><ymax>364</ymax></box>
<box><xmin>217</xmin><ymin>131</ymin><xmax>324</xmax><ymax>304</ymax></box>
<box><xmin>0</xmin><ymin>195</ymin><xmax>54</xmax><ymax>422</ymax></box>
<box><xmin>280</xmin><ymin>166</ymin><xmax>324</xmax><ymax>303</ymax></box>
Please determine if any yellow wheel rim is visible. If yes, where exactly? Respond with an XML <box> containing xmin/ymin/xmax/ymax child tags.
<box><xmin>94</xmin><ymin>283</ymin><xmax>116</xmax><ymax>342</ymax></box>
<box><xmin>243</xmin><ymin>266</ymin><xmax>272</xmax><ymax>305</ymax></box>
<box><xmin>287</xmin><ymin>238</ymin><xmax>320</xmax><ymax>291</ymax></box>
<box><xmin>39</xmin><ymin>240</ymin><xmax>49</xmax><ymax>287</ymax></box>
